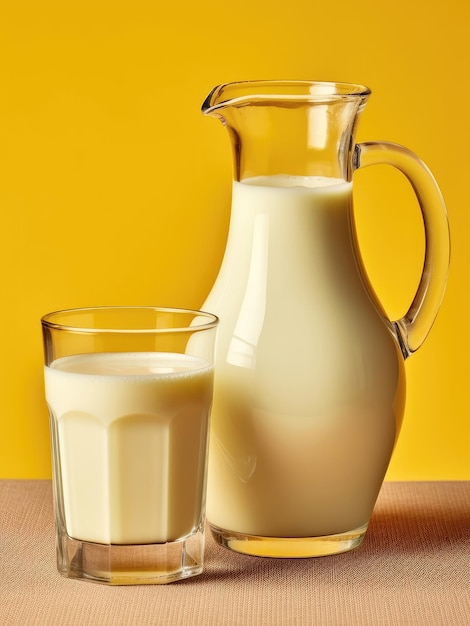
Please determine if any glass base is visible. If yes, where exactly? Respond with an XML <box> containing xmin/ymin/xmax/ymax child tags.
<box><xmin>56</xmin><ymin>528</ymin><xmax>205</xmax><ymax>585</ymax></box>
<box><xmin>209</xmin><ymin>523</ymin><xmax>368</xmax><ymax>558</ymax></box>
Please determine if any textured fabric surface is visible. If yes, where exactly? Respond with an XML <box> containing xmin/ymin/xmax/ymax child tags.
<box><xmin>0</xmin><ymin>480</ymin><xmax>468</xmax><ymax>625</ymax></box>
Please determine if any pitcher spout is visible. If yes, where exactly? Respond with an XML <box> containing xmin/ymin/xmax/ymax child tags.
<box><xmin>202</xmin><ymin>80</ymin><xmax>371</xmax><ymax>181</ymax></box>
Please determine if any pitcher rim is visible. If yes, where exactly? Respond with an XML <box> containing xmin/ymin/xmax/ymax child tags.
<box><xmin>202</xmin><ymin>80</ymin><xmax>371</xmax><ymax>114</ymax></box>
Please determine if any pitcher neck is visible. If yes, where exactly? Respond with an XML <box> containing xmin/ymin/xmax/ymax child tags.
<box><xmin>202</xmin><ymin>80</ymin><xmax>371</xmax><ymax>182</ymax></box>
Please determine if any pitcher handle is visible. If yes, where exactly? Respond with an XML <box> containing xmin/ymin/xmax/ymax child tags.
<box><xmin>355</xmin><ymin>141</ymin><xmax>450</xmax><ymax>357</ymax></box>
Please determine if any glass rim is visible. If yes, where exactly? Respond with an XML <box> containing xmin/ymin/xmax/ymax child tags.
<box><xmin>41</xmin><ymin>306</ymin><xmax>219</xmax><ymax>334</ymax></box>
<box><xmin>202</xmin><ymin>79</ymin><xmax>371</xmax><ymax>113</ymax></box>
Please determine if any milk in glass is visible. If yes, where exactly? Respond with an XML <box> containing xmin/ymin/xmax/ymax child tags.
<box><xmin>45</xmin><ymin>352</ymin><xmax>214</xmax><ymax>545</ymax></box>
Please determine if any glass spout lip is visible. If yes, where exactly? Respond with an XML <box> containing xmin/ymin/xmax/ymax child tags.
<box><xmin>202</xmin><ymin>80</ymin><xmax>371</xmax><ymax>114</ymax></box>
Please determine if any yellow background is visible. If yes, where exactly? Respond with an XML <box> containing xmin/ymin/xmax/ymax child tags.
<box><xmin>0</xmin><ymin>1</ymin><xmax>468</xmax><ymax>479</ymax></box>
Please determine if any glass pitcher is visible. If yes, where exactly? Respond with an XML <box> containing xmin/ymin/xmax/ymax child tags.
<box><xmin>201</xmin><ymin>81</ymin><xmax>449</xmax><ymax>557</ymax></box>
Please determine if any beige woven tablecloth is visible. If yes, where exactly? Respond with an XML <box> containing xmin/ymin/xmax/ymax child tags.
<box><xmin>0</xmin><ymin>480</ymin><xmax>469</xmax><ymax>625</ymax></box>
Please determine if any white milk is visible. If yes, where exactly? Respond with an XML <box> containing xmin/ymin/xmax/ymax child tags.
<box><xmin>45</xmin><ymin>352</ymin><xmax>214</xmax><ymax>545</ymax></box>
<box><xmin>204</xmin><ymin>176</ymin><xmax>405</xmax><ymax>538</ymax></box>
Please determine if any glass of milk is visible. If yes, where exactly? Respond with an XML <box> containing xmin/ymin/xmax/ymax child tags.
<box><xmin>41</xmin><ymin>306</ymin><xmax>218</xmax><ymax>585</ymax></box>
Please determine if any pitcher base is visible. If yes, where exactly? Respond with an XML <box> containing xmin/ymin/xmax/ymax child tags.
<box><xmin>209</xmin><ymin>523</ymin><xmax>368</xmax><ymax>558</ymax></box>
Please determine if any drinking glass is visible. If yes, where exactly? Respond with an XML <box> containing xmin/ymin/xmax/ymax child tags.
<box><xmin>41</xmin><ymin>306</ymin><xmax>218</xmax><ymax>584</ymax></box>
